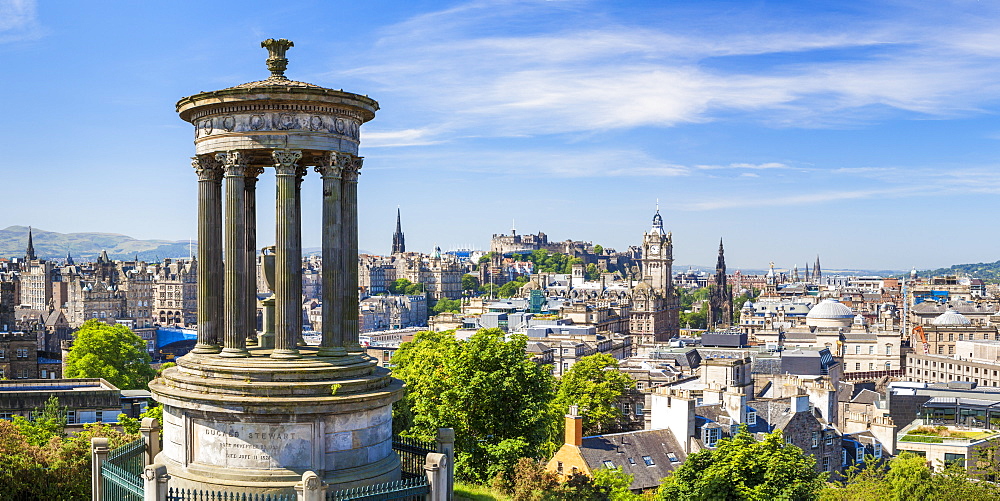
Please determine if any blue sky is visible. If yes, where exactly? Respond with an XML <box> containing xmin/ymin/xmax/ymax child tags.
<box><xmin>2</xmin><ymin>0</ymin><xmax>1000</xmax><ymax>271</ymax></box>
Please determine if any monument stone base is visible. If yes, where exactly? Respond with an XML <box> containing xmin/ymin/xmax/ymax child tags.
<box><xmin>149</xmin><ymin>347</ymin><xmax>404</xmax><ymax>495</ymax></box>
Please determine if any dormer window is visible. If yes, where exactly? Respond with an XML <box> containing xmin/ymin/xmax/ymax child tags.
<box><xmin>703</xmin><ymin>427</ymin><xmax>720</xmax><ymax>447</ymax></box>
<box><xmin>642</xmin><ymin>455</ymin><xmax>655</xmax><ymax>466</ymax></box>
<box><xmin>746</xmin><ymin>412</ymin><xmax>757</xmax><ymax>426</ymax></box>
<box><xmin>603</xmin><ymin>460</ymin><xmax>615</xmax><ymax>469</ymax></box>
<box><xmin>874</xmin><ymin>443</ymin><xmax>882</xmax><ymax>458</ymax></box>
<box><xmin>856</xmin><ymin>446</ymin><xmax>865</xmax><ymax>463</ymax></box>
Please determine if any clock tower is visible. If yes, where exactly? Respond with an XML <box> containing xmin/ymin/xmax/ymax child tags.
<box><xmin>631</xmin><ymin>207</ymin><xmax>680</xmax><ymax>344</ymax></box>
<box><xmin>641</xmin><ymin>209</ymin><xmax>672</xmax><ymax>293</ymax></box>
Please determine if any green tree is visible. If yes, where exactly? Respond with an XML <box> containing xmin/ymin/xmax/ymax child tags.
<box><xmin>498</xmin><ymin>277</ymin><xmax>528</xmax><ymax>298</ymax></box>
<box><xmin>389</xmin><ymin>278</ymin><xmax>412</xmax><ymax>294</ymax></box>
<box><xmin>462</xmin><ymin>274</ymin><xmax>480</xmax><ymax>292</ymax></box>
<box><xmin>404</xmin><ymin>282</ymin><xmax>425</xmax><ymax>295</ymax></box>
<box><xmin>585</xmin><ymin>263</ymin><xmax>600</xmax><ymax>281</ymax></box>
<box><xmin>478</xmin><ymin>252</ymin><xmax>496</xmax><ymax>265</ymax></box>
<box><xmin>658</xmin><ymin>427</ymin><xmax>824</xmax><ymax>501</ymax></box>
<box><xmin>552</xmin><ymin>354</ymin><xmax>635</xmax><ymax>437</ymax></box>
<box><xmin>432</xmin><ymin>298</ymin><xmax>462</xmax><ymax>314</ymax></box>
<box><xmin>12</xmin><ymin>395</ymin><xmax>66</xmax><ymax>446</ymax></box>
<box><xmin>64</xmin><ymin>320</ymin><xmax>156</xmax><ymax>390</ymax></box>
<box><xmin>680</xmin><ymin>301</ymin><xmax>709</xmax><ymax>330</ymax></box>
<box><xmin>392</xmin><ymin>329</ymin><xmax>556</xmax><ymax>483</ymax></box>
<box><xmin>593</xmin><ymin>245</ymin><xmax>603</xmax><ymax>256</ymax></box>
<box><xmin>819</xmin><ymin>452</ymin><xmax>1000</xmax><ymax>501</ymax></box>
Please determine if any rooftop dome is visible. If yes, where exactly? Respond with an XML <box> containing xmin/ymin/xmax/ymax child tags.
<box><xmin>806</xmin><ymin>299</ymin><xmax>854</xmax><ymax>319</ymax></box>
<box><xmin>932</xmin><ymin>309</ymin><xmax>972</xmax><ymax>326</ymax></box>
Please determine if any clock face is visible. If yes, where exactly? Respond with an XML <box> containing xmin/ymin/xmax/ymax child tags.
<box><xmin>649</xmin><ymin>245</ymin><xmax>660</xmax><ymax>254</ymax></box>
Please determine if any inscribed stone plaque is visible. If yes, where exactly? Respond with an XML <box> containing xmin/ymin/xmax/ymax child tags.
<box><xmin>191</xmin><ymin>419</ymin><xmax>313</xmax><ymax>469</ymax></box>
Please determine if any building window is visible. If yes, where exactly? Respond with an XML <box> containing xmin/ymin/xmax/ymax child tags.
<box><xmin>812</xmin><ymin>431</ymin><xmax>819</xmax><ymax>448</ymax></box>
<box><xmin>557</xmin><ymin>462</ymin><xmax>563</xmax><ymax>474</ymax></box>
<box><xmin>868</xmin><ymin>346</ymin><xmax>874</xmax><ymax>355</ymax></box>
<box><xmin>855</xmin><ymin>363</ymin><xmax>861</xmax><ymax>371</ymax></box>
<box><xmin>855</xmin><ymin>346</ymin><xmax>860</xmax><ymax>355</ymax></box>
<box><xmin>938</xmin><ymin>346</ymin><xmax>944</xmax><ymax>354</ymax></box>
<box><xmin>822</xmin><ymin>457</ymin><xmax>830</xmax><ymax>471</ymax></box>
<box><xmin>886</xmin><ymin>344</ymin><xmax>892</xmax><ymax>355</ymax></box>
<box><xmin>944</xmin><ymin>453</ymin><xmax>965</xmax><ymax>467</ymax></box>
<box><xmin>635</xmin><ymin>403</ymin><xmax>644</xmax><ymax>416</ymax></box>
<box><xmin>627</xmin><ymin>457</ymin><xmax>636</xmax><ymax>465</ymax></box>
<box><xmin>869</xmin><ymin>363</ymin><xmax>874</xmax><ymax>371</ymax></box>
<box><xmin>642</xmin><ymin>455</ymin><xmax>655</xmax><ymax>466</ymax></box>
<box><xmin>636</xmin><ymin>382</ymin><xmax>644</xmax><ymax>391</ymax></box>
<box><xmin>826</xmin><ymin>432</ymin><xmax>834</xmax><ymax>446</ymax></box>
<box><xmin>703</xmin><ymin>428</ymin><xmax>720</xmax><ymax>448</ymax></box>
<box><xmin>0</xmin><ymin>349</ymin><xmax>5</xmax><ymax>359</ymax></box>
<box><xmin>786</xmin><ymin>435</ymin><xmax>793</xmax><ymax>445</ymax></box>
<box><xmin>16</xmin><ymin>348</ymin><xmax>28</xmax><ymax>358</ymax></box>
<box><xmin>874</xmin><ymin>443</ymin><xmax>882</xmax><ymax>458</ymax></box>
<box><xmin>66</xmin><ymin>411</ymin><xmax>76</xmax><ymax>424</ymax></box>
<box><xmin>40</xmin><ymin>370</ymin><xmax>47</xmax><ymax>378</ymax></box>
<box><xmin>95</xmin><ymin>411</ymin><xmax>103</xmax><ymax>423</ymax></box>
<box><xmin>747</xmin><ymin>412</ymin><xmax>757</xmax><ymax>425</ymax></box>
<box><xmin>603</xmin><ymin>460</ymin><xmax>615</xmax><ymax>469</ymax></box>
<box><xmin>622</xmin><ymin>402</ymin><xmax>631</xmax><ymax>415</ymax></box>
<box><xmin>842</xmin><ymin>449</ymin><xmax>848</xmax><ymax>466</ymax></box>
<box><xmin>856</xmin><ymin>446</ymin><xmax>864</xmax><ymax>463</ymax></box>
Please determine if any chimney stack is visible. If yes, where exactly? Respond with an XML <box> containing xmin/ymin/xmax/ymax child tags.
<box><xmin>565</xmin><ymin>404</ymin><xmax>583</xmax><ymax>447</ymax></box>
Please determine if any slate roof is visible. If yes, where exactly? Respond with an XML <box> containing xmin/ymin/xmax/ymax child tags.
<box><xmin>580</xmin><ymin>428</ymin><xmax>686</xmax><ymax>491</ymax></box>
<box><xmin>851</xmin><ymin>389</ymin><xmax>881</xmax><ymax>405</ymax></box>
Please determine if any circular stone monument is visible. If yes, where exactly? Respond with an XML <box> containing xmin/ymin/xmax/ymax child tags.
<box><xmin>149</xmin><ymin>39</ymin><xmax>404</xmax><ymax>495</ymax></box>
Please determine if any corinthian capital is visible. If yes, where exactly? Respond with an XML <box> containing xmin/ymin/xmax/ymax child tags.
<box><xmin>313</xmin><ymin>152</ymin><xmax>342</xmax><ymax>179</ymax></box>
<box><xmin>192</xmin><ymin>155</ymin><xmax>223</xmax><ymax>182</ymax></box>
<box><xmin>272</xmin><ymin>149</ymin><xmax>303</xmax><ymax>175</ymax></box>
<box><xmin>336</xmin><ymin>153</ymin><xmax>363</xmax><ymax>182</ymax></box>
<box><xmin>216</xmin><ymin>150</ymin><xmax>253</xmax><ymax>177</ymax></box>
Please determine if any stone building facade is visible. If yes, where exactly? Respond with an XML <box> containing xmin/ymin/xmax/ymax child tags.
<box><xmin>0</xmin><ymin>331</ymin><xmax>37</xmax><ymax>379</ymax></box>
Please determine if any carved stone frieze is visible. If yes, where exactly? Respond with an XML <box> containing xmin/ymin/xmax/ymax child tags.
<box><xmin>193</xmin><ymin>112</ymin><xmax>361</xmax><ymax>140</ymax></box>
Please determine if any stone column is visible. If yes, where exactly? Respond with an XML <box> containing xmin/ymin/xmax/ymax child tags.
<box><xmin>295</xmin><ymin>164</ymin><xmax>307</xmax><ymax>347</ymax></box>
<box><xmin>272</xmin><ymin>149</ymin><xmax>303</xmax><ymax>359</ymax></box>
<box><xmin>191</xmin><ymin>156</ymin><xmax>222</xmax><ymax>354</ymax></box>
<box><xmin>339</xmin><ymin>154</ymin><xmax>363</xmax><ymax>353</ymax></box>
<box><xmin>245</xmin><ymin>166</ymin><xmax>263</xmax><ymax>347</ymax></box>
<box><xmin>219</xmin><ymin>150</ymin><xmax>251</xmax><ymax>358</ymax></box>
<box><xmin>91</xmin><ymin>437</ymin><xmax>109</xmax><ymax>501</ymax></box>
<box><xmin>315</xmin><ymin>154</ymin><xmax>346</xmax><ymax>357</ymax></box>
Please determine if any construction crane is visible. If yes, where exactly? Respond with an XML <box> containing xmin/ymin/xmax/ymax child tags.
<box><xmin>912</xmin><ymin>325</ymin><xmax>929</xmax><ymax>355</ymax></box>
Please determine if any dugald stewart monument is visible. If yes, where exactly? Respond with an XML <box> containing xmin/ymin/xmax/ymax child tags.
<box><xmin>148</xmin><ymin>39</ymin><xmax>404</xmax><ymax>494</ymax></box>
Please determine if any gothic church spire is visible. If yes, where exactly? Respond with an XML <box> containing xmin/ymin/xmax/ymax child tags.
<box><xmin>25</xmin><ymin>226</ymin><xmax>36</xmax><ymax>261</ymax></box>
<box><xmin>392</xmin><ymin>207</ymin><xmax>405</xmax><ymax>254</ymax></box>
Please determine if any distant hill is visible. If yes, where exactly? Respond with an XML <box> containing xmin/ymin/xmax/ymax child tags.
<box><xmin>917</xmin><ymin>260</ymin><xmax>1000</xmax><ymax>284</ymax></box>
<box><xmin>0</xmin><ymin>226</ymin><xmax>195</xmax><ymax>262</ymax></box>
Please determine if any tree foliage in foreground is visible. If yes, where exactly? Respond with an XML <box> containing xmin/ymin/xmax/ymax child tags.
<box><xmin>659</xmin><ymin>427</ymin><xmax>825</xmax><ymax>501</ymax></box>
<box><xmin>391</xmin><ymin>328</ymin><xmax>556</xmax><ymax>483</ymax></box>
<box><xmin>819</xmin><ymin>452</ymin><xmax>1000</xmax><ymax>501</ymax></box>
<box><xmin>0</xmin><ymin>404</ymin><xmax>138</xmax><ymax>500</ymax></box>
<box><xmin>553</xmin><ymin>353</ymin><xmax>635</xmax><ymax>438</ymax></box>
<box><xmin>64</xmin><ymin>319</ymin><xmax>156</xmax><ymax>390</ymax></box>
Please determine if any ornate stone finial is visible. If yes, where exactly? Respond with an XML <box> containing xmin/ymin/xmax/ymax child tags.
<box><xmin>261</xmin><ymin>38</ymin><xmax>294</xmax><ymax>80</ymax></box>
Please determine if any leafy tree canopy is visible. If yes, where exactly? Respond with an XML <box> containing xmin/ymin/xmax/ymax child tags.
<box><xmin>819</xmin><ymin>452</ymin><xmax>1000</xmax><ymax>501</ymax></box>
<box><xmin>658</xmin><ymin>427</ymin><xmax>825</xmax><ymax>501</ymax></box>
<box><xmin>462</xmin><ymin>274</ymin><xmax>480</xmax><ymax>291</ymax></box>
<box><xmin>64</xmin><ymin>320</ymin><xmax>156</xmax><ymax>390</ymax></box>
<box><xmin>12</xmin><ymin>395</ymin><xmax>66</xmax><ymax>447</ymax></box>
<box><xmin>431</xmin><ymin>298</ymin><xmax>462</xmax><ymax>314</ymax></box>
<box><xmin>392</xmin><ymin>328</ymin><xmax>556</xmax><ymax>483</ymax></box>
<box><xmin>553</xmin><ymin>354</ymin><xmax>635</xmax><ymax>438</ymax></box>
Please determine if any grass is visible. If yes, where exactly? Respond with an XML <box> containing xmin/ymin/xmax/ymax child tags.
<box><xmin>455</xmin><ymin>482</ymin><xmax>511</xmax><ymax>501</ymax></box>
<box><xmin>904</xmin><ymin>426</ymin><xmax>998</xmax><ymax>442</ymax></box>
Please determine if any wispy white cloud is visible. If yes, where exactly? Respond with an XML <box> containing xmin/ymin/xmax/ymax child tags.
<box><xmin>684</xmin><ymin>186</ymin><xmax>926</xmax><ymax>211</ymax></box>
<box><xmin>336</xmin><ymin>0</ymin><xmax>1000</xmax><ymax>142</ymax></box>
<box><xmin>363</xmin><ymin>128</ymin><xmax>444</xmax><ymax>148</ymax></box>
<box><xmin>0</xmin><ymin>0</ymin><xmax>43</xmax><ymax>43</ymax></box>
